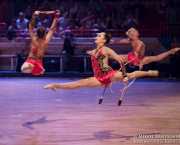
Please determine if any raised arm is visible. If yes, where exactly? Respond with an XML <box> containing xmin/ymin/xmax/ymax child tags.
<box><xmin>45</xmin><ymin>10</ymin><xmax>60</xmax><ymax>43</ymax></box>
<box><xmin>29</xmin><ymin>11</ymin><xmax>40</xmax><ymax>43</ymax></box>
<box><xmin>111</xmin><ymin>38</ymin><xmax>130</xmax><ymax>43</ymax></box>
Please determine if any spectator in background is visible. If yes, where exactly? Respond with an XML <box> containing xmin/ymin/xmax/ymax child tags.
<box><xmin>116</xmin><ymin>12</ymin><xmax>124</xmax><ymax>29</ymax></box>
<box><xmin>78</xmin><ymin>1</ymin><xmax>89</xmax><ymax>14</ymax></box>
<box><xmin>104</xmin><ymin>16</ymin><xmax>113</xmax><ymax>29</ymax></box>
<box><xmin>93</xmin><ymin>0</ymin><xmax>102</xmax><ymax>14</ymax></box>
<box><xmin>134</xmin><ymin>8</ymin><xmax>143</xmax><ymax>23</ymax></box>
<box><xmin>83</xmin><ymin>12</ymin><xmax>95</xmax><ymax>28</ymax></box>
<box><xmin>53</xmin><ymin>22</ymin><xmax>63</xmax><ymax>37</ymax></box>
<box><xmin>80</xmin><ymin>19</ymin><xmax>90</xmax><ymax>30</ymax></box>
<box><xmin>69</xmin><ymin>1</ymin><xmax>78</xmax><ymax>16</ymax></box>
<box><xmin>112</xmin><ymin>19</ymin><xmax>119</xmax><ymax>29</ymax></box>
<box><xmin>100</xmin><ymin>11</ymin><xmax>106</xmax><ymax>23</ymax></box>
<box><xmin>7</xmin><ymin>19</ymin><xmax>21</xmax><ymax>41</ymax></box>
<box><xmin>42</xmin><ymin>0</ymin><xmax>51</xmax><ymax>11</ymax></box>
<box><xmin>58</xmin><ymin>12</ymin><xmax>70</xmax><ymax>29</ymax></box>
<box><xmin>36</xmin><ymin>13</ymin><xmax>47</xmax><ymax>27</ymax></box>
<box><xmin>157</xmin><ymin>0</ymin><xmax>168</xmax><ymax>13</ymax></box>
<box><xmin>60</xmin><ymin>31</ymin><xmax>76</xmax><ymax>73</ymax></box>
<box><xmin>74</xmin><ymin>12</ymin><xmax>83</xmax><ymax>28</ymax></box>
<box><xmin>167</xmin><ymin>2</ymin><xmax>179</xmax><ymax>22</ymax></box>
<box><xmin>66</xmin><ymin>20</ymin><xmax>79</xmax><ymax>30</ymax></box>
<box><xmin>119</xmin><ymin>7</ymin><xmax>127</xmax><ymax>21</ymax></box>
<box><xmin>93</xmin><ymin>17</ymin><xmax>106</xmax><ymax>31</ymax></box>
<box><xmin>122</xmin><ymin>0</ymin><xmax>131</xmax><ymax>13</ymax></box>
<box><xmin>121</xmin><ymin>12</ymin><xmax>139</xmax><ymax>31</ymax></box>
<box><xmin>55</xmin><ymin>0</ymin><xmax>65</xmax><ymax>14</ymax></box>
<box><xmin>131</xmin><ymin>0</ymin><xmax>145</xmax><ymax>20</ymax></box>
<box><xmin>79</xmin><ymin>20</ymin><xmax>90</xmax><ymax>37</ymax></box>
<box><xmin>102</xmin><ymin>4</ymin><xmax>111</xmax><ymax>17</ymax></box>
<box><xmin>31</xmin><ymin>2</ymin><xmax>39</xmax><ymax>12</ymax></box>
<box><xmin>25</xmin><ymin>6</ymin><xmax>33</xmax><ymax>20</ymax></box>
<box><xmin>16</xmin><ymin>12</ymin><xmax>29</xmax><ymax>29</ymax></box>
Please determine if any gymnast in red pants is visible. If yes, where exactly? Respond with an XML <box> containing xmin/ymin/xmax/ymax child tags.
<box><xmin>21</xmin><ymin>10</ymin><xmax>60</xmax><ymax>75</ymax></box>
<box><xmin>111</xmin><ymin>28</ymin><xmax>180</xmax><ymax>70</ymax></box>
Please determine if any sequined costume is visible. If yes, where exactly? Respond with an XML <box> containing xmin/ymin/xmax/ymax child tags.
<box><xmin>91</xmin><ymin>47</ymin><xmax>118</xmax><ymax>86</ymax></box>
<box><xmin>25</xmin><ymin>39</ymin><xmax>47</xmax><ymax>75</ymax></box>
<box><xmin>127</xmin><ymin>51</ymin><xmax>143</xmax><ymax>65</ymax></box>
<box><xmin>115</xmin><ymin>38</ymin><xmax>144</xmax><ymax>65</ymax></box>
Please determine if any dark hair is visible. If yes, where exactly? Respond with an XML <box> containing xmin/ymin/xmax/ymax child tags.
<box><xmin>103</xmin><ymin>32</ymin><xmax>112</xmax><ymax>44</ymax></box>
<box><xmin>37</xmin><ymin>27</ymin><xmax>46</xmax><ymax>38</ymax></box>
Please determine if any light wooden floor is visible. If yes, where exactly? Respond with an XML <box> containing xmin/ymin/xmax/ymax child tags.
<box><xmin>0</xmin><ymin>78</ymin><xmax>180</xmax><ymax>145</ymax></box>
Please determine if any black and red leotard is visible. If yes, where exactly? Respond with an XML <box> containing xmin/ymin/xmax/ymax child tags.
<box><xmin>91</xmin><ymin>46</ymin><xmax>118</xmax><ymax>86</ymax></box>
<box><xmin>24</xmin><ymin>39</ymin><xmax>47</xmax><ymax>75</ymax></box>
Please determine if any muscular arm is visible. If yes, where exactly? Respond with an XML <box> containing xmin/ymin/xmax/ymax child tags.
<box><xmin>135</xmin><ymin>41</ymin><xmax>143</xmax><ymax>56</ymax></box>
<box><xmin>46</xmin><ymin>10</ymin><xmax>60</xmax><ymax>43</ymax></box>
<box><xmin>29</xmin><ymin>11</ymin><xmax>39</xmax><ymax>43</ymax></box>
<box><xmin>105</xmin><ymin>47</ymin><xmax>124</xmax><ymax>65</ymax></box>
<box><xmin>111</xmin><ymin>38</ymin><xmax>130</xmax><ymax>43</ymax></box>
<box><xmin>135</xmin><ymin>41</ymin><xmax>143</xmax><ymax>70</ymax></box>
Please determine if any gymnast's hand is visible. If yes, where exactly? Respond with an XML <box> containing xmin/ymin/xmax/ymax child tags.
<box><xmin>123</xmin><ymin>77</ymin><xmax>128</xmax><ymax>84</ymax></box>
<box><xmin>34</xmin><ymin>11</ymin><xmax>41</xmax><ymax>15</ymax></box>
<box><xmin>87</xmin><ymin>50</ymin><xmax>92</xmax><ymax>55</ymax></box>
<box><xmin>110</xmin><ymin>39</ymin><xmax>115</xmax><ymax>42</ymax></box>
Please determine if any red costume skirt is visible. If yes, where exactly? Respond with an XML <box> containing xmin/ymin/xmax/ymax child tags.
<box><xmin>25</xmin><ymin>58</ymin><xmax>44</xmax><ymax>75</ymax></box>
<box><xmin>95</xmin><ymin>69</ymin><xmax>118</xmax><ymax>86</ymax></box>
<box><xmin>127</xmin><ymin>52</ymin><xmax>142</xmax><ymax>65</ymax></box>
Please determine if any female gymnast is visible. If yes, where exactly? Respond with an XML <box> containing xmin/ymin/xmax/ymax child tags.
<box><xmin>44</xmin><ymin>32</ymin><xmax>158</xmax><ymax>91</ymax></box>
<box><xmin>111</xmin><ymin>28</ymin><xmax>180</xmax><ymax>70</ymax></box>
<box><xmin>21</xmin><ymin>10</ymin><xmax>60</xmax><ymax>75</ymax></box>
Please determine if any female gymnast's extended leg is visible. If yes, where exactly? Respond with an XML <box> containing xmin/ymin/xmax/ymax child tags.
<box><xmin>142</xmin><ymin>48</ymin><xmax>180</xmax><ymax>65</ymax></box>
<box><xmin>44</xmin><ymin>77</ymin><xmax>105</xmax><ymax>91</ymax></box>
<box><xmin>110</xmin><ymin>70</ymin><xmax>159</xmax><ymax>82</ymax></box>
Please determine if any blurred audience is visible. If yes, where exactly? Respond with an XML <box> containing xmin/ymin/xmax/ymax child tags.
<box><xmin>157</xmin><ymin>0</ymin><xmax>168</xmax><ymax>13</ymax></box>
<box><xmin>7</xmin><ymin>19</ymin><xmax>21</xmax><ymax>40</ymax></box>
<box><xmin>2</xmin><ymin>0</ymin><xmax>180</xmax><ymax>38</ymax></box>
<box><xmin>16</xmin><ymin>12</ymin><xmax>29</xmax><ymax>29</ymax></box>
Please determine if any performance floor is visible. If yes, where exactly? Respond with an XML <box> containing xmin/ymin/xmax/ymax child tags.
<box><xmin>0</xmin><ymin>77</ymin><xmax>180</xmax><ymax>145</ymax></box>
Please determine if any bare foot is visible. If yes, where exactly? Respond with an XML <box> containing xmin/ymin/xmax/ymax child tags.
<box><xmin>171</xmin><ymin>47</ymin><xmax>180</xmax><ymax>54</ymax></box>
<box><xmin>44</xmin><ymin>84</ymin><xmax>57</xmax><ymax>91</ymax></box>
<box><xmin>148</xmin><ymin>70</ymin><xmax>159</xmax><ymax>76</ymax></box>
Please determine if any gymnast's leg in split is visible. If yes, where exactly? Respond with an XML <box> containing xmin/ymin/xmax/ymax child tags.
<box><xmin>44</xmin><ymin>70</ymin><xmax>158</xmax><ymax>91</ymax></box>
